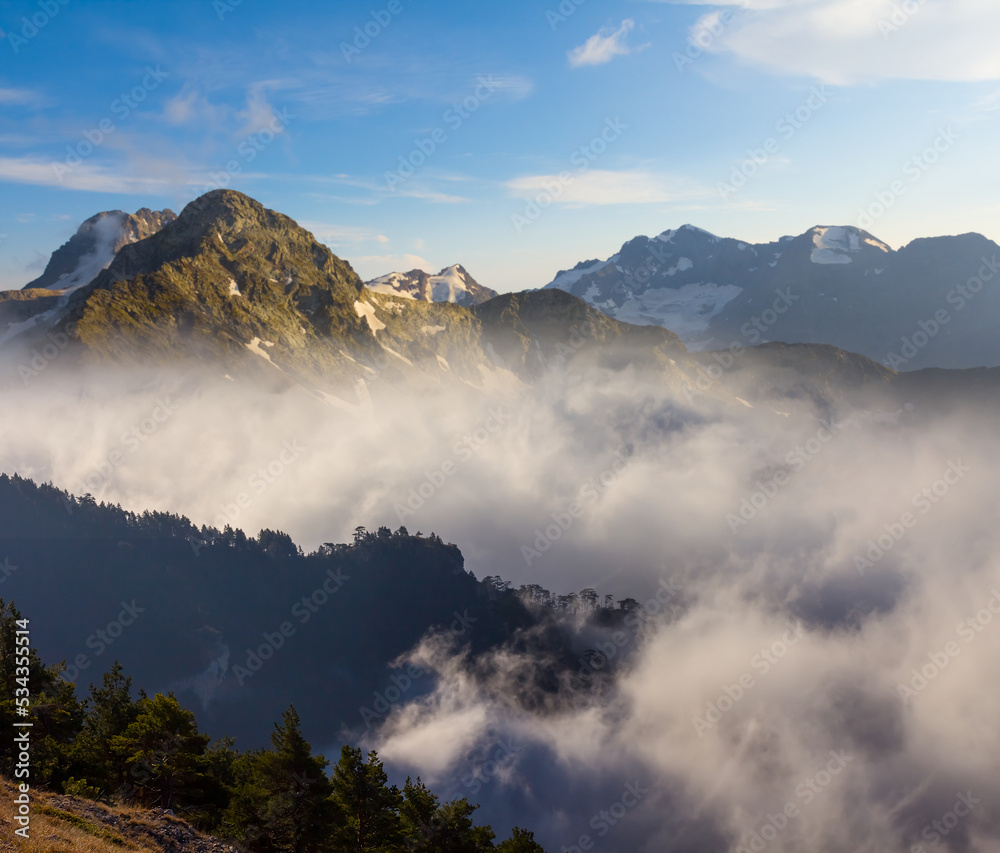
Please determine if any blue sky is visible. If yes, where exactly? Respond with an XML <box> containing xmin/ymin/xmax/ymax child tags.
<box><xmin>1</xmin><ymin>0</ymin><xmax>999</xmax><ymax>292</ymax></box>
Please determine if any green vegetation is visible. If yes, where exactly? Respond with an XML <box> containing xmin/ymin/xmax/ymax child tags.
<box><xmin>0</xmin><ymin>597</ymin><xmax>545</xmax><ymax>851</ymax></box>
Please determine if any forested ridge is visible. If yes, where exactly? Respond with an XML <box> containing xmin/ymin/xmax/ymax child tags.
<box><xmin>0</xmin><ymin>473</ymin><xmax>656</xmax><ymax>850</ymax></box>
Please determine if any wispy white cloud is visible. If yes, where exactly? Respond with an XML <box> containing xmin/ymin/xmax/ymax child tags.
<box><xmin>0</xmin><ymin>88</ymin><xmax>40</xmax><ymax>106</ymax></box>
<box><xmin>568</xmin><ymin>19</ymin><xmax>646</xmax><ymax>68</ymax></box>
<box><xmin>235</xmin><ymin>80</ymin><xmax>290</xmax><ymax>138</ymax></box>
<box><xmin>0</xmin><ymin>156</ymin><xmax>183</xmax><ymax>195</ymax></box>
<box><xmin>479</xmin><ymin>74</ymin><xmax>535</xmax><ymax>100</ymax></box>
<box><xmin>162</xmin><ymin>85</ymin><xmax>228</xmax><ymax>128</ymax></box>
<box><xmin>297</xmin><ymin>221</ymin><xmax>390</xmax><ymax>247</ymax></box>
<box><xmin>505</xmin><ymin>169</ymin><xmax>711</xmax><ymax>206</ymax></box>
<box><xmin>666</xmin><ymin>0</ymin><xmax>1000</xmax><ymax>84</ymax></box>
<box><xmin>317</xmin><ymin>174</ymin><xmax>472</xmax><ymax>205</ymax></box>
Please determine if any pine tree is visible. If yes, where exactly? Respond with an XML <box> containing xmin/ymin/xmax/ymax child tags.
<box><xmin>497</xmin><ymin>827</ymin><xmax>546</xmax><ymax>852</ymax></box>
<box><xmin>432</xmin><ymin>798</ymin><xmax>496</xmax><ymax>852</ymax></box>
<box><xmin>110</xmin><ymin>692</ymin><xmax>212</xmax><ymax>810</ymax></box>
<box><xmin>73</xmin><ymin>662</ymin><xmax>142</xmax><ymax>794</ymax></box>
<box><xmin>400</xmin><ymin>776</ymin><xmax>440</xmax><ymax>849</ymax></box>
<box><xmin>401</xmin><ymin>778</ymin><xmax>498</xmax><ymax>852</ymax></box>
<box><xmin>223</xmin><ymin>706</ymin><xmax>337</xmax><ymax>852</ymax></box>
<box><xmin>0</xmin><ymin>599</ymin><xmax>84</xmax><ymax>788</ymax></box>
<box><xmin>331</xmin><ymin>746</ymin><xmax>403</xmax><ymax>851</ymax></box>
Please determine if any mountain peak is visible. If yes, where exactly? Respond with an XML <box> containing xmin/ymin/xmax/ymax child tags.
<box><xmin>178</xmin><ymin>188</ymin><xmax>265</xmax><ymax>225</ymax></box>
<box><xmin>365</xmin><ymin>264</ymin><xmax>498</xmax><ymax>307</ymax></box>
<box><xmin>805</xmin><ymin>225</ymin><xmax>892</xmax><ymax>264</ymax></box>
<box><xmin>22</xmin><ymin>207</ymin><xmax>175</xmax><ymax>293</ymax></box>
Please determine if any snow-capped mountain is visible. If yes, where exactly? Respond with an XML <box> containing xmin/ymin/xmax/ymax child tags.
<box><xmin>544</xmin><ymin>224</ymin><xmax>1000</xmax><ymax>370</ymax></box>
<box><xmin>0</xmin><ymin>191</ymin><xmax>699</xmax><ymax>400</ymax></box>
<box><xmin>365</xmin><ymin>264</ymin><xmax>497</xmax><ymax>307</ymax></box>
<box><xmin>0</xmin><ymin>208</ymin><xmax>176</xmax><ymax>348</ymax></box>
<box><xmin>23</xmin><ymin>207</ymin><xmax>176</xmax><ymax>294</ymax></box>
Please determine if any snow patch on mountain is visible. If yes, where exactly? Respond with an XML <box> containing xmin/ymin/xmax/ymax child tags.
<box><xmin>246</xmin><ymin>337</ymin><xmax>276</xmax><ymax>363</ymax></box>
<box><xmin>607</xmin><ymin>282</ymin><xmax>742</xmax><ymax>341</ymax></box>
<box><xmin>545</xmin><ymin>257</ymin><xmax>616</xmax><ymax>291</ymax></box>
<box><xmin>42</xmin><ymin>214</ymin><xmax>124</xmax><ymax>294</ymax></box>
<box><xmin>354</xmin><ymin>300</ymin><xmax>386</xmax><ymax>333</ymax></box>
<box><xmin>367</xmin><ymin>273</ymin><xmax>418</xmax><ymax>300</ymax></box>
<box><xmin>811</xmin><ymin>227</ymin><xmax>856</xmax><ymax>265</ymax></box>
<box><xmin>364</xmin><ymin>265</ymin><xmax>497</xmax><ymax>306</ymax></box>
<box><xmin>666</xmin><ymin>257</ymin><xmax>694</xmax><ymax>276</ymax></box>
<box><xmin>430</xmin><ymin>266</ymin><xmax>470</xmax><ymax>303</ymax></box>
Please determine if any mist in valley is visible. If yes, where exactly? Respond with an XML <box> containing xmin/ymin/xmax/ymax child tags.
<box><xmin>0</xmin><ymin>346</ymin><xmax>997</xmax><ymax>852</ymax></box>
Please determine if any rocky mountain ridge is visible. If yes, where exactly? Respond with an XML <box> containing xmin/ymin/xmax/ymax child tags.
<box><xmin>543</xmin><ymin>223</ymin><xmax>1000</xmax><ymax>370</ymax></box>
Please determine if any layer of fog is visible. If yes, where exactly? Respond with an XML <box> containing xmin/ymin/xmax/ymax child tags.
<box><xmin>0</xmin><ymin>357</ymin><xmax>997</xmax><ymax>852</ymax></box>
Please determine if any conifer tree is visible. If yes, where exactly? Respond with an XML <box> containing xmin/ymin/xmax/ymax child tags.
<box><xmin>111</xmin><ymin>692</ymin><xmax>211</xmax><ymax>810</ymax></box>
<box><xmin>497</xmin><ymin>827</ymin><xmax>546</xmax><ymax>852</ymax></box>
<box><xmin>331</xmin><ymin>745</ymin><xmax>403</xmax><ymax>851</ymax></box>
<box><xmin>73</xmin><ymin>662</ymin><xmax>142</xmax><ymax>793</ymax></box>
<box><xmin>223</xmin><ymin>706</ymin><xmax>337</xmax><ymax>852</ymax></box>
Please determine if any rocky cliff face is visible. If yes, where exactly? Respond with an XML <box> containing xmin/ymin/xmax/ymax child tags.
<box><xmin>23</xmin><ymin>207</ymin><xmax>176</xmax><ymax>293</ymax></box>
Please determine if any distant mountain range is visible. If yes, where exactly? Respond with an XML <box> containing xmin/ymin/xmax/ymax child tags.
<box><xmin>2</xmin><ymin>190</ymin><xmax>998</xmax><ymax>416</ymax></box>
<box><xmin>542</xmin><ymin>223</ymin><xmax>1000</xmax><ymax>370</ymax></box>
